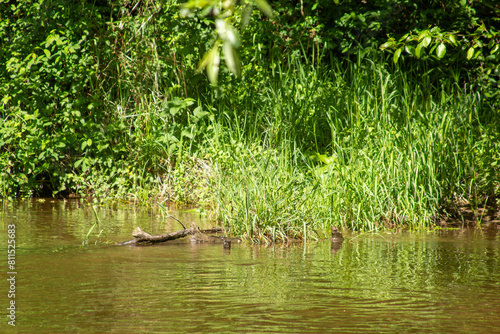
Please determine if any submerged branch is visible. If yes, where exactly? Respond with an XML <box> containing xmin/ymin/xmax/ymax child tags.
<box><xmin>117</xmin><ymin>222</ymin><xmax>224</xmax><ymax>246</ymax></box>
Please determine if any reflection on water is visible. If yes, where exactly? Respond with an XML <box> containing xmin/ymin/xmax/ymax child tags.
<box><xmin>1</xmin><ymin>200</ymin><xmax>499</xmax><ymax>333</ymax></box>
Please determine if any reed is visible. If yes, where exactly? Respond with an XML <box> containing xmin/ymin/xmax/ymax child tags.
<box><xmin>91</xmin><ymin>29</ymin><xmax>497</xmax><ymax>237</ymax></box>
<box><xmin>204</xmin><ymin>55</ymin><xmax>496</xmax><ymax>238</ymax></box>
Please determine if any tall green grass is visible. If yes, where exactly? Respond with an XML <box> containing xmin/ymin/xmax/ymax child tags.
<box><xmin>205</xmin><ymin>56</ymin><xmax>497</xmax><ymax>239</ymax></box>
<box><xmin>55</xmin><ymin>16</ymin><xmax>496</xmax><ymax>237</ymax></box>
<box><xmin>88</xmin><ymin>48</ymin><xmax>497</xmax><ymax>237</ymax></box>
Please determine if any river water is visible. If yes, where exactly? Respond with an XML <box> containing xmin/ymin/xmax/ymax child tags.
<box><xmin>1</xmin><ymin>199</ymin><xmax>499</xmax><ymax>333</ymax></box>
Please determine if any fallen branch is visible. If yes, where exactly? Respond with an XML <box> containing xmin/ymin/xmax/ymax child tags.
<box><xmin>117</xmin><ymin>222</ymin><xmax>224</xmax><ymax>246</ymax></box>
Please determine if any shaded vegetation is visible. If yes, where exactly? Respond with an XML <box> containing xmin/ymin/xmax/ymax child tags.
<box><xmin>1</xmin><ymin>0</ymin><xmax>499</xmax><ymax>237</ymax></box>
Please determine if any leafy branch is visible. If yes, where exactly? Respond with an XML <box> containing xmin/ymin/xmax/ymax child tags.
<box><xmin>181</xmin><ymin>0</ymin><xmax>273</xmax><ymax>84</ymax></box>
<box><xmin>380</xmin><ymin>24</ymin><xmax>499</xmax><ymax>63</ymax></box>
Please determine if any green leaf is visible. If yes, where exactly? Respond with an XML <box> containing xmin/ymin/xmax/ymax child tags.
<box><xmin>473</xmin><ymin>49</ymin><xmax>482</xmax><ymax>59</ymax></box>
<box><xmin>416</xmin><ymin>42</ymin><xmax>424</xmax><ymax>58</ymax></box>
<box><xmin>422</xmin><ymin>37</ymin><xmax>432</xmax><ymax>48</ymax></box>
<box><xmin>193</xmin><ymin>106</ymin><xmax>209</xmax><ymax>119</ymax></box>
<box><xmin>255</xmin><ymin>0</ymin><xmax>273</xmax><ymax>18</ymax></box>
<box><xmin>436</xmin><ymin>43</ymin><xmax>446</xmax><ymax>59</ymax></box>
<box><xmin>1</xmin><ymin>94</ymin><xmax>12</xmax><ymax>105</ymax></box>
<box><xmin>241</xmin><ymin>3</ymin><xmax>253</xmax><ymax>27</ymax></box>
<box><xmin>87</xmin><ymin>139</ymin><xmax>92</xmax><ymax>147</ymax></box>
<box><xmin>169</xmin><ymin>106</ymin><xmax>180</xmax><ymax>116</ymax></box>
<box><xmin>226</xmin><ymin>24</ymin><xmax>240</xmax><ymax>47</ymax></box>
<box><xmin>447</xmin><ymin>34</ymin><xmax>457</xmax><ymax>46</ymax></box>
<box><xmin>206</xmin><ymin>46</ymin><xmax>220</xmax><ymax>85</ymax></box>
<box><xmin>399</xmin><ymin>33</ymin><xmax>410</xmax><ymax>42</ymax></box>
<box><xmin>197</xmin><ymin>41</ymin><xmax>221</xmax><ymax>84</ymax></box>
<box><xmin>467</xmin><ymin>47</ymin><xmax>475</xmax><ymax>60</ymax></box>
<box><xmin>405</xmin><ymin>45</ymin><xmax>415</xmax><ymax>56</ymax></box>
<box><xmin>81</xmin><ymin>159</ymin><xmax>89</xmax><ymax>173</ymax></box>
<box><xmin>393</xmin><ymin>48</ymin><xmax>402</xmax><ymax>63</ymax></box>
<box><xmin>490</xmin><ymin>44</ymin><xmax>499</xmax><ymax>55</ymax></box>
<box><xmin>223</xmin><ymin>42</ymin><xmax>241</xmax><ymax>76</ymax></box>
<box><xmin>215</xmin><ymin>19</ymin><xmax>226</xmax><ymax>39</ymax></box>
<box><xmin>181</xmin><ymin>129</ymin><xmax>194</xmax><ymax>139</ymax></box>
<box><xmin>418</xmin><ymin>30</ymin><xmax>428</xmax><ymax>41</ymax></box>
<box><xmin>379</xmin><ymin>41</ymin><xmax>394</xmax><ymax>50</ymax></box>
<box><xmin>43</xmin><ymin>49</ymin><xmax>51</xmax><ymax>58</ymax></box>
<box><xmin>182</xmin><ymin>0</ymin><xmax>213</xmax><ymax>9</ymax></box>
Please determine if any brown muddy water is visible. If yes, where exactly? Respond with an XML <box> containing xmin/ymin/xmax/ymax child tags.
<box><xmin>1</xmin><ymin>199</ymin><xmax>499</xmax><ymax>333</ymax></box>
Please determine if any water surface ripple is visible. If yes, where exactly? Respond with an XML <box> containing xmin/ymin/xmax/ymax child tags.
<box><xmin>1</xmin><ymin>200</ymin><xmax>498</xmax><ymax>333</ymax></box>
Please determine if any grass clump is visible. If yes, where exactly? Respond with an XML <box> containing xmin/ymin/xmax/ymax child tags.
<box><xmin>206</xmin><ymin>57</ymin><xmax>499</xmax><ymax>239</ymax></box>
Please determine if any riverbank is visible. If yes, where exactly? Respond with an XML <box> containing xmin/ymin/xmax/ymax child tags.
<box><xmin>2</xmin><ymin>58</ymin><xmax>499</xmax><ymax>238</ymax></box>
<box><xmin>1</xmin><ymin>2</ymin><xmax>498</xmax><ymax>238</ymax></box>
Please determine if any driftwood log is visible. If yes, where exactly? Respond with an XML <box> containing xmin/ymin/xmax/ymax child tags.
<box><xmin>117</xmin><ymin>222</ymin><xmax>225</xmax><ymax>246</ymax></box>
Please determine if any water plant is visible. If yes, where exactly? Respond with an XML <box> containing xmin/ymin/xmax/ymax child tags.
<box><xmin>83</xmin><ymin>204</ymin><xmax>109</xmax><ymax>245</ymax></box>
<box><xmin>209</xmin><ymin>54</ymin><xmax>498</xmax><ymax>238</ymax></box>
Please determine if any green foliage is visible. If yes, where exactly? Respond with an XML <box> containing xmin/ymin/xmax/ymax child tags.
<box><xmin>0</xmin><ymin>0</ymin><xmax>211</xmax><ymax>198</ymax></box>
<box><xmin>378</xmin><ymin>3</ymin><xmax>500</xmax><ymax>109</ymax></box>
<box><xmin>1</xmin><ymin>0</ymin><xmax>499</xmax><ymax>236</ymax></box>
<box><xmin>0</xmin><ymin>0</ymin><xmax>124</xmax><ymax>197</ymax></box>
<box><xmin>182</xmin><ymin>0</ymin><xmax>499</xmax><ymax>108</ymax></box>
<box><xmin>181</xmin><ymin>0</ymin><xmax>274</xmax><ymax>84</ymax></box>
<box><xmin>211</xmin><ymin>57</ymin><xmax>499</xmax><ymax>237</ymax></box>
<box><xmin>380</xmin><ymin>24</ymin><xmax>499</xmax><ymax>88</ymax></box>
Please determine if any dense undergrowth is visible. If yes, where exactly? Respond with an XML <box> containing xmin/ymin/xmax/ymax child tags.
<box><xmin>1</xmin><ymin>0</ymin><xmax>499</xmax><ymax>238</ymax></box>
<box><xmin>210</xmin><ymin>57</ymin><xmax>499</xmax><ymax>238</ymax></box>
